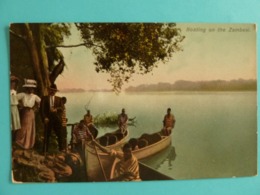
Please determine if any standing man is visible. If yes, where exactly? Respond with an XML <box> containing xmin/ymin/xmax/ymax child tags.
<box><xmin>162</xmin><ymin>108</ymin><xmax>176</xmax><ymax>136</ymax></box>
<box><xmin>40</xmin><ymin>84</ymin><xmax>64</xmax><ymax>153</ymax></box>
<box><xmin>84</xmin><ymin>109</ymin><xmax>93</xmax><ymax>127</ymax></box>
<box><xmin>61</xmin><ymin>97</ymin><xmax>68</xmax><ymax>152</ymax></box>
<box><xmin>118</xmin><ymin>108</ymin><xmax>128</xmax><ymax>133</ymax></box>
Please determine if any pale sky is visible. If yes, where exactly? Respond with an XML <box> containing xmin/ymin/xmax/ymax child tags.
<box><xmin>56</xmin><ymin>23</ymin><xmax>256</xmax><ymax>90</ymax></box>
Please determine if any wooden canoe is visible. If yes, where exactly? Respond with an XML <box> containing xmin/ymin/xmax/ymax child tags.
<box><xmin>85</xmin><ymin>129</ymin><xmax>129</xmax><ymax>181</ymax></box>
<box><xmin>110</xmin><ymin>159</ymin><xmax>173</xmax><ymax>181</ymax></box>
<box><xmin>85</xmin><ymin>130</ymin><xmax>172</xmax><ymax>181</ymax></box>
<box><xmin>130</xmin><ymin>132</ymin><xmax>172</xmax><ymax>160</ymax></box>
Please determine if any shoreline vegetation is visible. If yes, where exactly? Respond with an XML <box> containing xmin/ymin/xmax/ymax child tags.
<box><xmin>125</xmin><ymin>79</ymin><xmax>257</xmax><ymax>92</ymax></box>
<box><xmin>59</xmin><ymin>79</ymin><xmax>256</xmax><ymax>93</ymax></box>
<box><xmin>59</xmin><ymin>88</ymin><xmax>113</xmax><ymax>93</ymax></box>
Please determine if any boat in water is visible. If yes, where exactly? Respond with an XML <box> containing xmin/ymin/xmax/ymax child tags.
<box><xmin>85</xmin><ymin>130</ymin><xmax>172</xmax><ymax>181</ymax></box>
<box><xmin>85</xmin><ymin>129</ymin><xmax>129</xmax><ymax>181</ymax></box>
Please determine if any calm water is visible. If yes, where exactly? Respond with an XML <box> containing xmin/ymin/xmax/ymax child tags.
<box><xmin>60</xmin><ymin>91</ymin><xmax>257</xmax><ymax>180</ymax></box>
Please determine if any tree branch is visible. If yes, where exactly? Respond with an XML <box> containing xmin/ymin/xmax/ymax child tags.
<box><xmin>47</xmin><ymin>43</ymin><xmax>87</xmax><ymax>48</ymax></box>
<box><xmin>46</xmin><ymin>42</ymin><xmax>103</xmax><ymax>49</ymax></box>
<box><xmin>9</xmin><ymin>29</ymin><xmax>27</xmax><ymax>41</ymax></box>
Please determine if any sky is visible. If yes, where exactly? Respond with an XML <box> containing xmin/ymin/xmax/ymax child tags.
<box><xmin>56</xmin><ymin>23</ymin><xmax>256</xmax><ymax>90</ymax></box>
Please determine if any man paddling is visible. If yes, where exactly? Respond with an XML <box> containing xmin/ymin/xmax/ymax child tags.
<box><xmin>92</xmin><ymin>139</ymin><xmax>141</xmax><ymax>181</ymax></box>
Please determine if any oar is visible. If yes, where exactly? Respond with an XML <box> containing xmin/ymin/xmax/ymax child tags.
<box><xmin>93</xmin><ymin>143</ymin><xmax>108</xmax><ymax>181</ymax></box>
<box><xmin>89</xmin><ymin>133</ymin><xmax>108</xmax><ymax>181</ymax></box>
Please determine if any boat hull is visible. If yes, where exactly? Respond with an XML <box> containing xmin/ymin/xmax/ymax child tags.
<box><xmin>85</xmin><ymin>129</ymin><xmax>129</xmax><ymax>181</ymax></box>
<box><xmin>133</xmin><ymin>135</ymin><xmax>171</xmax><ymax>160</ymax></box>
<box><xmin>85</xmin><ymin>131</ymin><xmax>172</xmax><ymax>181</ymax></box>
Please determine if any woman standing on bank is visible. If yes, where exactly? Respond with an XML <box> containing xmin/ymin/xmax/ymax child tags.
<box><xmin>16</xmin><ymin>79</ymin><xmax>41</xmax><ymax>149</ymax></box>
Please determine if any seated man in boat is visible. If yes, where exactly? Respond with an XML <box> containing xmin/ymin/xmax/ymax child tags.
<box><xmin>72</xmin><ymin>120</ymin><xmax>92</xmax><ymax>152</ymax></box>
<box><xmin>92</xmin><ymin>139</ymin><xmax>141</xmax><ymax>182</ymax></box>
<box><xmin>118</xmin><ymin>108</ymin><xmax>128</xmax><ymax>134</ymax></box>
<box><xmin>162</xmin><ymin>108</ymin><xmax>176</xmax><ymax>136</ymax></box>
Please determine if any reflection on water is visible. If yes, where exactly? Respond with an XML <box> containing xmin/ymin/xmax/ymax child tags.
<box><xmin>167</xmin><ymin>146</ymin><xmax>176</xmax><ymax>170</ymax></box>
<box><xmin>62</xmin><ymin>91</ymin><xmax>257</xmax><ymax>179</ymax></box>
<box><xmin>140</xmin><ymin>145</ymin><xmax>177</xmax><ymax>171</ymax></box>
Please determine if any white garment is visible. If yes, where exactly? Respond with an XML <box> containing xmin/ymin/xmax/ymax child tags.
<box><xmin>50</xmin><ymin>96</ymin><xmax>55</xmax><ymax>108</ymax></box>
<box><xmin>10</xmin><ymin>89</ymin><xmax>19</xmax><ymax>105</ymax></box>
<box><xmin>17</xmin><ymin>92</ymin><xmax>41</xmax><ymax>108</ymax></box>
<box><xmin>10</xmin><ymin>89</ymin><xmax>21</xmax><ymax>130</ymax></box>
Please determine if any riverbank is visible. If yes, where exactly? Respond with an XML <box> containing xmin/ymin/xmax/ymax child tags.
<box><xmin>12</xmin><ymin>144</ymin><xmax>86</xmax><ymax>182</ymax></box>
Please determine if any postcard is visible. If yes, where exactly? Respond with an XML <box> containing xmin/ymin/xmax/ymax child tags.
<box><xmin>10</xmin><ymin>23</ymin><xmax>257</xmax><ymax>182</ymax></box>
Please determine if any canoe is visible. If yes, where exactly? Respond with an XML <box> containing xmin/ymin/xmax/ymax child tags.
<box><xmin>138</xmin><ymin>162</ymin><xmax>173</xmax><ymax>180</ymax></box>
<box><xmin>85</xmin><ymin>130</ymin><xmax>172</xmax><ymax>181</ymax></box>
<box><xmin>129</xmin><ymin>131</ymin><xmax>172</xmax><ymax>160</ymax></box>
<box><xmin>140</xmin><ymin>145</ymin><xmax>176</xmax><ymax>170</ymax></box>
<box><xmin>85</xmin><ymin>129</ymin><xmax>129</xmax><ymax>181</ymax></box>
<box><xmin>95</xmin><ymin>129</ymin><xmax>129</xmax><ymax>148</ymax></box>
<box><xmin>110</xmin><ymin>159</ymin><xmax>173</xmax><ymax>181</ymax></box>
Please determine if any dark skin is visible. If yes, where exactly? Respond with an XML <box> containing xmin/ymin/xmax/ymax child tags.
<box><xmin>167</xmin><ymin>109</ymin><xmax>171</xmax><ymax>116</ymax></box>
<box><xmin>92</xmin><ymin>138</ymin><xmax>133</xmax><ymax>161</ymax></box>
<box><xmin>121</xmin><ymin>109</ymin><xmax>126</xmax><ymax>116</ymax></box>
<box><xmin>91</xmin><ymin>139</ymin><xmax>136</xmax><ymax>181</ymax></box>
<box><xmin>123</xmin><ymin>148</ymin><xmax>133</xmax><ymax>161</ymax></box>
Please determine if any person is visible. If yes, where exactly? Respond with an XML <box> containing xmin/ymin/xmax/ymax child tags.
<box><xmin>92</xmin><ymin>140</ymin><xmax>141</xmax><ymax>181</ymax></box>
<box><xmin>83</xmin><ymin>109</ymin><xmax>98</xmax><ymax>138</ymax></box>
<box><xmin>84</xmin><ymin>109</ymin><xmax>93</xmax><ymax>127</ymax></box>
<box><xmin>118</xmin><ymin>108</ymin><xmax>128</xmax><ymax>133</ymax></box>
<box><xmin>61</xmin><ymin>97</ymin><xmax>68</xmax><ymax>152</ymax></box>
<box><xmin>15</xmin><ymin>79</ymin><xmax>41</xmax><ymax>149</ymax></box>
<box><xmin>162</xmin><ymin>108</ymin><xmax>176</xmax><ymax>136</ymax></box>
<box><xmin>40</xmin><ymin>84</ymin><xmax>64</xmax><ymax>153</ymax></box>
<box><xmin>10</xmin><ymin>75</ymin><xmax>21</xmax><ymax>141</ymax></box>
<box><xmin>72</xmin><ymin>120</ymin><xmax>91</xmax><ymax>153</ymax></box>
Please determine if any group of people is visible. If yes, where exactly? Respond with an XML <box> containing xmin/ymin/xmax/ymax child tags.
<box><xmin>71</xmin><ymin>110</ymin><xmax>94</xmax><ymax>153</ymax></box>
<box><xmin>71</xmin><ymin>108</ymin><xmax>129</xmax><ymax>153</ymax></box>
<box><xmin>11</xmin><ymin>75</ymin><xmax>176</xmax><ymax>181</ymax></box>
<box><xmin>92</xmin><ymin>108</ymin><xmax>175</xmax><ymax>181</ymax></box>
<box><xmin>10</xmin><ymin>75</ymin><xmax>68</xmax><ymax>154</ymax></box>
<box><xmin>11</xmin><ymin>76</ymin><xmax>41</xmax><ymax>149</ymax></box>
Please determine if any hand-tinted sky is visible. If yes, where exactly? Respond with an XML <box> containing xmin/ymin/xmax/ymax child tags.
<box><xmin>56</xmin><ymin>23</ymin><xmax>256</xmax><ymax>90</ymax></box>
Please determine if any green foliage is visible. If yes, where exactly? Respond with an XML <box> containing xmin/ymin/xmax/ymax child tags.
<box><xmin>10</xmin><ymin>23</ymin><xmax>71</xmax><ymax>84</ymax></box>
<box><xmin>76</xmin><ymin>23</ymin><xmax>184</xmax><ymax>93</ymax></box>
<box><xmin>125</xmin><ymin>79</ymin><xmax>257</xmax><ymax>92</ymax></box>
<box><xmin>94</xmin><ymin>112</ymin><xmax>119</xmax><ymax>127</ymax></box>
<box><xmin>10</xmin><ymin>23</ymin><xmax>184</xmax><ymax>94</ymax></box>
<box><xmin>43</xmin><ymin>23</ymin><xmax>71</xmax><ymax>71</ymax></box>
<box><xmin>94</xmin><ymin>112</ymin><xmax>136</xmax><ymax>127</ymax></box>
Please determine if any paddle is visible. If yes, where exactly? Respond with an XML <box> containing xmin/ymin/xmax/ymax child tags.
<box><xmin>93</xmin><ymin>144</ymin><xmax>108</xmax><ymax>181</ymax></box>
<box><xmin>89</xmin><ymin>133</ymin><xmax>108</xmax><ymax>181</ymax></box>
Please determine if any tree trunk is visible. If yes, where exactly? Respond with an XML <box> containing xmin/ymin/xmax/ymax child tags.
<box><xmin>24</xmin><ymin>23</ymin><xmax>48</xmax><ymax>96</ymax></box>
<box><xmin>38</xmin><ymin>24</ymin><xmax>50</xmax><ymax>94</ymax></box>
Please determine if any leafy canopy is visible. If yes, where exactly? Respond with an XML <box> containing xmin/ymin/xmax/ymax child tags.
<box><xmin>76</xmin><ymin>23</ymin><xmax>184</xmax><ymax>92</ymax></box>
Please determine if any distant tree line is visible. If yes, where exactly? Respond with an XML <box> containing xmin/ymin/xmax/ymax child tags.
<box><xmin>125</xmin><ymin>79</ymin><xmax>257</xmax><ymax>92</ymax></box>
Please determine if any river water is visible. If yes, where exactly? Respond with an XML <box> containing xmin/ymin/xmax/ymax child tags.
<box><xmin>60</xmin><ymin>91</ymin><xmax>257</xmax><ymax>180</ymax></box>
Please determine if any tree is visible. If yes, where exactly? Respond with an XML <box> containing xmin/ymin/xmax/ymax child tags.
<box><xmin>10</xmin><ymin>23</ymin><xmax>71</xmax><ymax>96</ymax></box>
<box><xmin>10</xmin><ymin>23</ymin><xmax>184</xmax><ymax>94</ymax></box>
<box><xmin>76</xmin><ymin>23</ymin><xmax>184</xmax><ymax>92</ymax></box>
<box><xmin>10</xmin><ymin>23</ymin><xmax>184</xmax><ymax>151</ymax></box>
